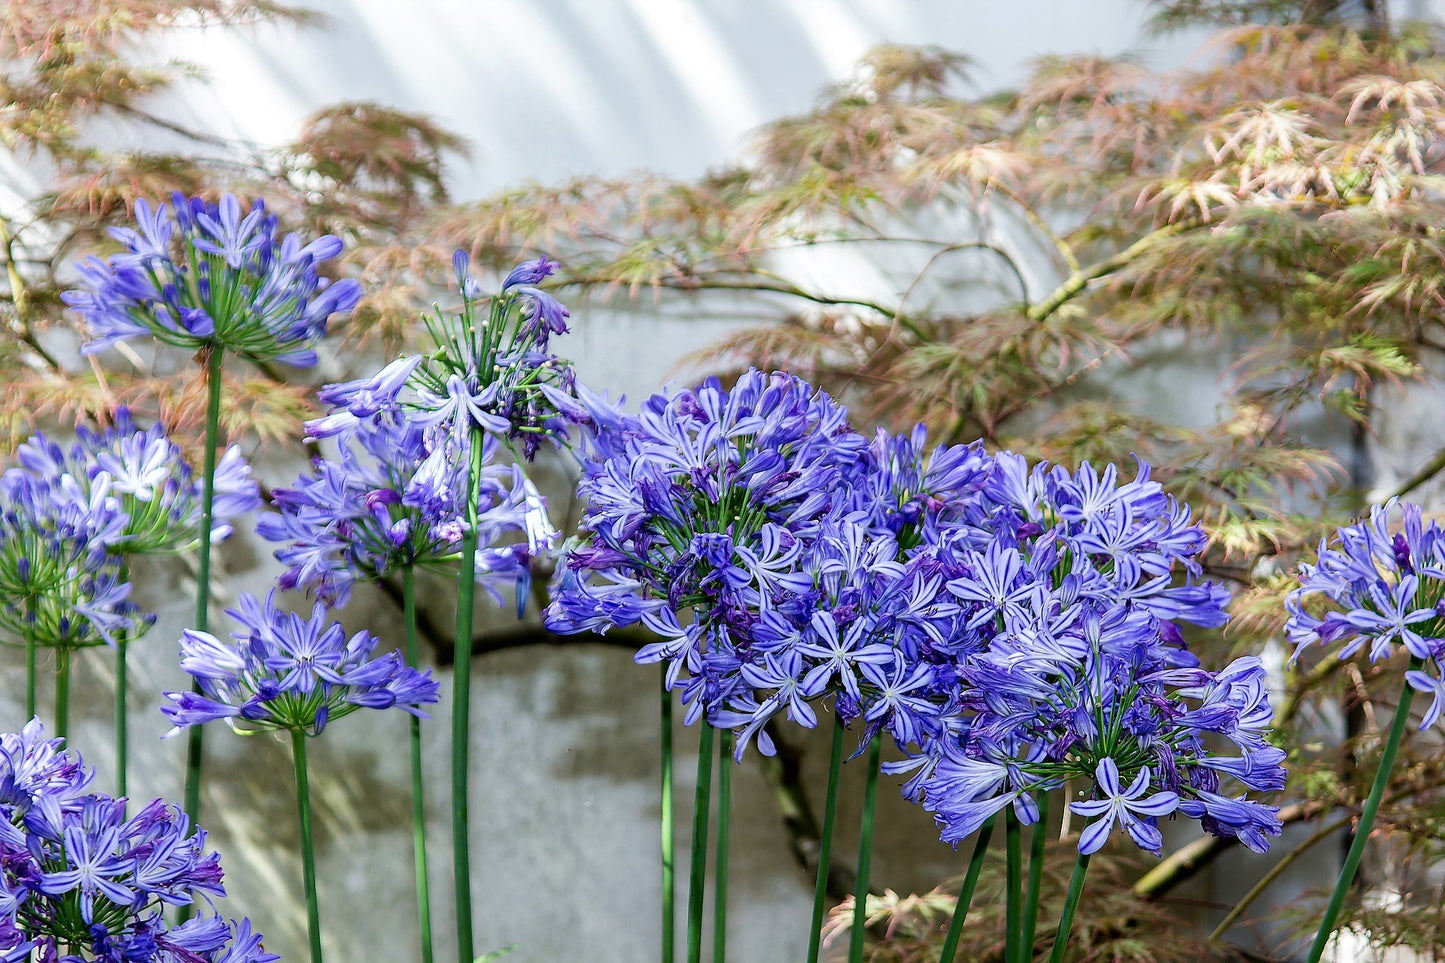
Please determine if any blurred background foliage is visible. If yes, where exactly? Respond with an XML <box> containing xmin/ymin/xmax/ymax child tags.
<box><xmin>6</xmin><ymin>0</ymin><xmax>1445</xmax><ymax>958</ymax></box>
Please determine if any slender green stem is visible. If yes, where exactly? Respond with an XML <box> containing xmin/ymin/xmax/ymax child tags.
<box><xmin>452</xmin><ymin>433</ymin><xmax>485</xmax><ymax>963</ymax></box>
<box><xmin>686</xmin><ymin>724</ymin><xmax>715</xmax><ymax>963</ymax></box>
<box><xmin>1306</xmin><ymin>662</ymin><xmax>1421</xmax><ymax>963</ymax></box>
<box><xmin>54</xmin><ymin>646</ymin><xmax>70</xmax><ymax>740</ymax></box>
<box><xmin>938</xmin><ymin>815</ymin><xmax>998</xmax><ymax>963</ymax></box>
<box><xmin>1005</xmin><ymin>808</ymin><xmax>1023</xmax><ymax>963</ymax></box>
<box><xmin>116</xmin><ymin>559</ymin><xmax>130</xmax><ymax>808</ymax></box>
<box><xmin>1022</xmin><ymin>793</ymin><xmax>1051</xmax><ymax>961</ymax></box>
<box><xmin>401</xmin><ymin>567</ymin><xmax>434</xmax><ymax>963</ymax></box>
<box><xmin>714</xmin><ymin>729</ymin><xmax>733</xmax><ymax>963</ymax></box>
<box><xmin>23</xmin><ymin>630</ymin><xmax>35</xmax><ymax>723</ymax></box>
<box><xmin>1048</xmin><ymin>852</ymin><xmax>1090</xmax><ymax>963</ymax></box>
<box><xmin>661</xmin><ymin>670</ymin><xmax>675</xmax><ymax>963</ymax></box>
<box><xmin>182</xmin><ymin>346</ymin><xmax>224</xmax><ymax>852</ymax></box>
<box><xmin>806</xmin><ymin>716</ymin><xmax>846</xmax><ymax>963</ymax></box>
<box><xmin>291</xmin><ymin>731</ymin><xmax>324</xmax><ymax>963</ymax></box>
<box><xmin>848</xmin><ymin>736</ymin><xmax>883</xmax><ymax>963</ymax></box>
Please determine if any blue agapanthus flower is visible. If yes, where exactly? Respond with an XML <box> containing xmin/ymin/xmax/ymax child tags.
<box><xmin>0</xmin><ymin>719</ymin><xmax>277</xmax><ymax>962</ymax></box>
<box><xmin>1287</xmin><ymin>499</ymin><xmax>1445</xmax><ymax>731</ymax></box>
<box><xmin>311</xmin><ymin>252</ymin><xmax>588</xmax><ymax>461</ymax></box>
<box><xmin>161</xmin><ymin>591</ymin><xmax>440</xmax><ymax>736</ymax></box>
<box><xmin>0</xmin><ymin>467</ymin><xmax>146</xmax><ymax>651</ymax></box>
<box><xmin>16</xmin><ymin>412</ymin><xmax>261</xmax><ymax>556</ymax></box>
<box><xmin>258</xmin><ymin>395</ymin><xmax>556</xmax><ymax>609</ymax></box>
<box><xmin>895</xmin><ymin>455</ymin><xmax>1283</xmax><ymax>857</ymax></box>
<box><xmin>64</xmin><ymin>193</ymin><xmax>361</xmax><ymax>366</ymax></box>
<box><xmin>546</xmin><ymin>370</ymin><xmax>873</xmax><ymax>735</ymax></box>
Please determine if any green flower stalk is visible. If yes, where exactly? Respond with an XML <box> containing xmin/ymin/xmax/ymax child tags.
<box><xmin>806</xmin><ymin>717</ymin><xmax>846</xmax><ymax>963</ymax></box>
<box><xmin>848</xmin><ymin>736</ymin><xmax>883</xmax><ymax>963</ymax></box>
<box><xmin>687</xmin><ymin>723</ymin><xmax>715</xmax><ymax>963</ymax></box>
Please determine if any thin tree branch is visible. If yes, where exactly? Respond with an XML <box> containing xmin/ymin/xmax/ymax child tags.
<box><xmin>1025</xmin><ymin>221</ymin><xmax>1194</xmax><ymax>323</ymax></box>
<box><xmin>1389</xmin><ymin>442</ymin><xmax>1445</xmax><ymax>499</ymax></box>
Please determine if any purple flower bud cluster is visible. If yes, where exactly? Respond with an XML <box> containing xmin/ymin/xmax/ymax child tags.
<box><xmin>0</xmin><ymin>463</ymin><xmax>145</xmax><ymax>651</ymax></box>
<box><xmin>1287</xmin><ymin>500</ymin><xmax>1445</xmax><ymax>728</ymax></box>
<box><xmin>0</xmin><ymin>719</ymin><xmax>276</xmax><ymax>962</ymax></box>
<box><xmin>161</xmin><ymin>591</ymin><xmax>440</xmax><ymax>737</ymax></box>
<box><xmin>550</xmin><ymin>369</ymin><xmax>1286</xmax><ymax>858</ymax></box>
<box><xmin>64</xmin><ymin>194</ymin><xmax>361</xmax><ymax>366</ymax></box>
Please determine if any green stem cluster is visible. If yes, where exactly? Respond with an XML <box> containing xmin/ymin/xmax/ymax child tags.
<box><xmin>687</xmin><ymin>724</ymin><xmax>715</xmax><ymax>963</ymax></box>
<box><xmin>937</xmin><ymin>815</ymin><xmax>997</xmax><ymax>963</ymax></box>
<box><xmin>715</xmin><ymin>730</ymin><xmax>733</xmax><ymax>963</ymax></box>
<box><xmin>848</xmin><ymin>736</ymin><xmax>883</xmax><ymax>963</ymax></box>
<box><xmin>806</xmin><ymin>717</ymin><xmax>846</xmax><ymax>963</ymax></box>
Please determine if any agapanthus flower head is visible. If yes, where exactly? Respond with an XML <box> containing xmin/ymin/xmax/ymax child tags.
<box><xmin>401</xmin><ymin>251</ymin><xmax>585</xmax><ymax>459</ymax></box>
<box><xmin>259</xmin><ymin>403</ymin><xmax>555</xmax><ymax>608</ymax></box>
<box><xmin>161</xmin><ymin>591</ymin><xmax>440</xmax><ymax>736</ymax></box>
<box><xmin>0</xmin><ymin>467</ymin><xmax>147</xmax><ymax>650</ymax></box>
<box><xmin>0</xmin><ymin>719</ymin><xmax>276</xmax><ymax>963</ymax></box>
<box><xmin>17</xmin><ymin>412</ymin><xmax>260</xmax><ymax>556</ymax></box>
<box><xmin>65</xmin><ymin>193</ymin><xmax>361</xmax><ymax>366</ymax></box>
<box><xmin>879</xmin><ymin>453</ymin><xmax>1282</xmax><ymax>856</ymax></box>
<box><xmin>1287</xmin><ymin>499</ymin><xmax>1445</xmax><ymax>730</ymax></box>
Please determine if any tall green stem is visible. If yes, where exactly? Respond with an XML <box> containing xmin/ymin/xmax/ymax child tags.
<box><xmin>452</xmin><ymin>433</ymin><xmax>485</xmax><ymax>963</ymax></box>
<box><xmin>1022</xmin><ymin>793</ymin><xmax>1051</xmax><ymax>961</ymax></box>
<box><xmin>661</xmin><ymin>670</ymin><xmax>675</xmax><ymax>963</ymax></box>
<box><xmin>401</xmin><ymin>567</ymin><xmax>434</xmax><ymax>963</ymax></box>
<box><xmin>1048</xmin><ymin>852</ymin><xmax>1090</xmax><ymax>963</ymax></box>
<box><xmin>714</xmin><ymin>729</ymin><xmax>733</xmax><ymax>963</ymax></box>
<box><xmin>116</xmin><ymin>559</ymin><xmax>130</xmax><ymax>807</ymax></box>
<box><xmin>806</xmin><ymin>716</ymin><xmax>846</xmax><ymax>963</ymax></box>
<box><xmin>23</xmin><ymin>627</ymin><xmax>35</xmax><ymax>723</ymax></box>
<box><xmin>291</xmin><ymin>731</ymin><xmax>324</xmax><ymax>963</ymax></box>
<box><xmin>686</xmin><ymin>723</ymin><xmax>715</xmax><ymax>963</ymax></box>
<box><xmin>1005</xmin><ymin>809</ymin><xmax>1023</xmax><ymax>963</ymax></box>
<box><xmin>1306</xmin><ymin>662</ymin><xmax>1421</xmax><ymax>963</ymax></box>
<box><xmin>848</xmin><ymin>736</ymin><xmax>883</xmax><ymax>963</ymax></box>
<box><xmin>54</xmin><ymin>646</ymin><xmax>69</xmax><ymax>740</ymax></box>
<box><xmin>938</xmin><ymin>815</ymin><xmax>997</xmax><ymax>963</ymax></box>
<box><xmin>183</xmin><ymin>347</ymin><xmax>224</xmax><ymax>840</ymax></box>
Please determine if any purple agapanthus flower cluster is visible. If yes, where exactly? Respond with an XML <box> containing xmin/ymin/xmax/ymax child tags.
<box><xmin>0</xmin><ymin>718</ymin><xmax>277</xmax><ymax>962</ymax></box>
<box><xmin>161</xmin><ymin>591</ymin><xmax>440</xmax><ymax>737</ymax></box>
<box><xmin>17</xmin><ymin>411</ymin><xmax>261</xmax><ymax>556</ymax></box>
<box><xmin>64</xmin><ymin>193</ymin><xmax>361</xmax><ymax>366</ymax></box>
<box><xmin>258</xmin><ymin>374</ymin><xmax>555</xmax><ymax>610</ymax></box>
<box><xmin>0</xmin><ymin>463</ymin><xmax>144</xmax><ymax>651</ymax></box>
<box><xmin>1286</xmin><ymin>500</ymin><xmax>1445</xmax><ymax>728</ymax></box>
<box><xmin>547</xmin><ymin>370</ymin><xmax>1005</xmax><ymax>757</ymax></box>
<box><xmin>900</xmin><ymin>454</ymin><xmax>1283</xmax><ymax>856</ymax></box>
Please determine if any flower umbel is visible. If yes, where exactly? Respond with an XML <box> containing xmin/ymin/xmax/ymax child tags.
<box><xmin>162</xmin><ymin>591</ymin><xmax>439</xmax><ymax>736</ymax></box>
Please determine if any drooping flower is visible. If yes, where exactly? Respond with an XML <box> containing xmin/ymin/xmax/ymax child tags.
<box><xmin>65</xmin><ymin>193</ymin><xmax>360</xmax><ymax>366</ymax></box>
<box><xmin>0</xmin><ymin>719</ymin><xmax>276</xmax><ymax>962</ymax></box>
<box><xmin>161</xmin><ymin>591</ymin><xmax>440</xmax><ymax>736</ymax></box>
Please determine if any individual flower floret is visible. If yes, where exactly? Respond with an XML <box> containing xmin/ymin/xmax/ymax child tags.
<box><xmin>0</xmin><ymin>719</ymin><xmax>277</xmax><ymax>962</ymax></box>
<box><xmin>64</xmin><ymin>193</ymin><xmax>361</xmax><ymax>366</ymax></box>
<box><xmin>161</xmin><ymin>591</ymin><xmax>440</xmax><ymax>736</ymax></box>
<box><xmin>1069</xmin><ymin>758</ymin><xmax>1179</xmax><ymax>855</ymax></box>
